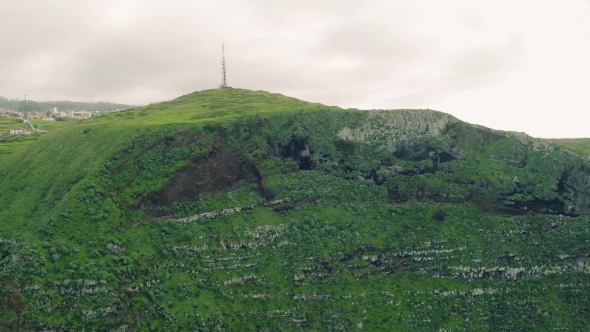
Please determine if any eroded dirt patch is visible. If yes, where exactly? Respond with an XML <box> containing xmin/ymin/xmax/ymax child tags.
<box><xmin>140</xmin><ymin>144</ymin><xmax>274</xmax><ymax>212</ymax></box>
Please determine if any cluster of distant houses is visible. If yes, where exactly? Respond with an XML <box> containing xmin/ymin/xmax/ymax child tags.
<box><xmin>0</xmin><ymin>107</ymin><xmax>98</xmax><ymax>136</ymax></box>
<box><xmin>18</xmin><ymin>111</ymin><xmax>55</xmax><ymax>121</ymax></box>
<box><xmin>49</xmin><ymin>107</ymin><xmax>93</xmax><ymax>120</ymax></box>
<box><xmin>0</xmin><ymin>107</ymin><xmax>94</xmax><ymax>121</ymax></box>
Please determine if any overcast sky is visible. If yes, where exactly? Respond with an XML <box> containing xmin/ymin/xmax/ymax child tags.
<box><xmin>1</xmin><ymin>0</ymin><xmax>589</xmax><ymax>138</ymax></box>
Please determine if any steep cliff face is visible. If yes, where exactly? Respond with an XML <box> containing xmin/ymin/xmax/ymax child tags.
<box><xmin>338</xmin><ymin>109</ymin><xmax>458</xmax><ymax>148</ymax></box>
<box><xmin>336</xmin><ymin>109</ymin><xmax>590</xmax><ymax>216</ymax></box>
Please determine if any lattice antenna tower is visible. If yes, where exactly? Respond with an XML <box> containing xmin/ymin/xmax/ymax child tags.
<box><xmin>221</xmin><ymin>42</ymin><xmax>227</xmax><ymax>88</ymax></box>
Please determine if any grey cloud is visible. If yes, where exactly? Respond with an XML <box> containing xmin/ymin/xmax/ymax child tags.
<box><xmin>58</xmin><ymin>41</ymin><xmax>219</xmax><ymax>102</ymax></box>
<box><xmin>314</xmin><ymin>22</ymin><xmax>433</xmax><ymax>60</ymax></box>
<box><xmin>0</xmin><ymin>0</ymin><xmax>526</xmax><ymax>109</ymax></box>
<box><xmin>457</xmin><ymin>16</ymin><xmax>484</xmax><ymax>29</ymax></box>
<box><xmin>382</xmin><ymin>35</ymin><xmax>526</xmax><ymax>107</ymax></box>
<box><xmin>446</xmin><ymin>35</ymin><xmax>525</xmax><ymax>84</ymax></box>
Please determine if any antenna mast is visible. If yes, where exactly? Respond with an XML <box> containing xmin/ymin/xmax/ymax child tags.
<box><xmin>221</xmin><ymin>43</ymin><xmax>227</xmax><ymax>88</ymax></box>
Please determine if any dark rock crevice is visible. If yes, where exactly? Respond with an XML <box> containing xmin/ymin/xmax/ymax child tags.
<box><xmin>387</xmin><ymin>179</ymin><xmax>574</xmax><ymax>216</ymax></box>
<box><xmin>278</xmin><ymin>135</ymin><xmax>313</xmax><ymax>170</ymax></box>
<box><xmin>392</xmin><ymin>144</ymin><xmax>457</xmax><ymax>165</ymax></box>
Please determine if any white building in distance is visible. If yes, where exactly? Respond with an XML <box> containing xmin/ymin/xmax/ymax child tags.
<box><xmin>9</xmin><ymin>129</ymin><xmax>31</xmax><ymax>135</ymax></box>
<box><xmin>67</xmin><ymin>110</ymin><xmax>92</xmax><ymax>119</ymax></box>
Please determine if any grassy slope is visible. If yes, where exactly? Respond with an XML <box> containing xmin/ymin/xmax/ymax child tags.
<box><xmin>1</xmin><ymin>88</ymin><xmax>590</xmax><ymax>331</ymax></box>
<box><xmin>0</xmin><ymin>118</ymin><xmax>42</xmax><ymax>161</ymax></box>
<box><xmin>0</xmin><ymin>89</ymin><xmax>341</xmax><ymax>234</ymax></box>
<box><xmin>545</xmin><ymin>138</ymin><xmax>590</xmax><ymax>155</ymax></box>
<box><xmin>0</xmin><ymin>117</ymin><xmax>22</xmax><ymax>131</ymax></box>
<box><xmin>0</xmin><ymin>135</ymin><xmax>42</xmax><ymax>161</ymax></box>
<box><xmin>29</xmin><ymin>119</ymin><xmax>68</xmax><ymax>132</ymax></box>
<box><xmin>0</xmin><ymin>118</ymin><xmax>69</xmax><ymax>162</ymax></box>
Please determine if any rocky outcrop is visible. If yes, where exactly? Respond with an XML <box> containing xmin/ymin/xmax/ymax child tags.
<box><xmin>338</xmin><ymin>109</ymin><xmax>458</xmax><ymax>153</ymax></box>
<box><xmin>337</xmin><ymin>109</ymin><xmax>590</xmax><ymax>216</ymax></box>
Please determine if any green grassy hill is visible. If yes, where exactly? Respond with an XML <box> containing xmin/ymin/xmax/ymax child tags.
<box><xmin>0</xmin><ymin>134</ymin><xmax>42</xmax><ymax>161</ymax></box>
<box><xmin>545</xmin><ymin>138</ymin><xmax>590</xmax><ymax>156</ymax></box>
<box><xmin>0</xmin><ymin>118</ymin><xmax>69</xmax><ymax>161</ymax></box>
<box><xmin>29</xmin><ymin>119</ymin><xmax>68</xmax><ymax>132</ymax></box>
<box><xmin>0</xmin><ymin>117</ymin><xmax>22</xmax><ymax>132</ymax></box>
<box><xmin>1</xmin><ymin>88</ymin><xmax>590</xmax><ymax>331</ymax></box>
<box><xmin>0</xmin><ymin>118</ymin><xmax>44</xmax><ymax>161</ymax></box>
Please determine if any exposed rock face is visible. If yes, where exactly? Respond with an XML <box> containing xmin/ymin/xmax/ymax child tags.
<box><xmin>135</xmin><ymin>109</ymin><xmax>590</xmax><ymax>217</ymax></box>
<box><xmin>338</xmin><ymin>109</ymin><xmax>590</xmax><ymax>216</ymax></box>
<box><xmin>279</xmin><ymin>135</ymin><xmax>313</xmax><ymax>170</ymax></box>
<box><xmin>132</xmin><ymin>109</ymin><xmax>590</xmax><ymax>217</ymax></box>
<box><xmin>338</xmin><ymin>110</ymin><xmax>458</xmax><ymax>153</ymax></box>
<box><xmin>452</xmin><ymin>260</ymin><xmax>590</xmax><ymax>281</ymax></box>
<box><xmin>560</xmin><ymin>164</ymin><xmax>590</xmax><ymax>215</ymax></box>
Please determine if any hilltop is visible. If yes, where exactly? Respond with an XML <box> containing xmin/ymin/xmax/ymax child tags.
<box><xmin>1</xmin><ymin>88</ymin><xmax>590</xmax><ymax>331</ymax></box>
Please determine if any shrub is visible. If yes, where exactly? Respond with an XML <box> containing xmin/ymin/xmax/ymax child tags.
<box><xmin>177</xmin><ymin>230</ymin><xmax>193</xmax><ymax>241</ymax></box>
<box><xmin>333</xmin><ymin>139</ymin><xmax>356</xmax><ymax>157</ymax></box>
<box><xmin>432</xmin><ymin>208</ymin><xmax>446</xmax><ymax>221</ymax></box>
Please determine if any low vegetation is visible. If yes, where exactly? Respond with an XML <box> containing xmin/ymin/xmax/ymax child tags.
<box><xmin>545</xmin><ymin>138</ymin><xmax>590</xmax><ymax>155</ymax></box>
<box><xmin>0</xmin><ymin>134</ymin><xmax>42</xmax><ymax>161</ymax></box>
<box><xmin>0</xmin><ymin>118</ymin><xmax>23</xmax><ymax>131</ymax></box>
<box><xmin>0</xmin><ymin>118</ymin><xmax>70</xmax><ymax>161</ymax></box>
<box><xmin>30</xmin><ymin>119</ymin><xmax>68</xmax><ymax>132</ymax></box>
<box><xmin>1</xmin><ymin>88</ymin><xmax>589</xmax><ymax>331</ymax></box>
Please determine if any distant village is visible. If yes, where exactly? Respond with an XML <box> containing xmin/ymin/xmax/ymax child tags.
<box><xmin>0</xmin><ymin>107</ymin><xmax>102</xmax><ymax>136</ymax></box>
<box><xmin>1</xmin><ymin>107</ymin><xmax>98</xmax><ymax>120</ymax></box>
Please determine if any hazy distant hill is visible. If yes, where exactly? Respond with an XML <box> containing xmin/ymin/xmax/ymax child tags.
<box><xmin>1</xmin><ymin>88</ymin><xmax>590</xmax><ymax>331</ymax></box>
<box><xmin>0</xmin><ymin>96</ymin><xmax>133</xmax><ymax>113</ymax></box>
